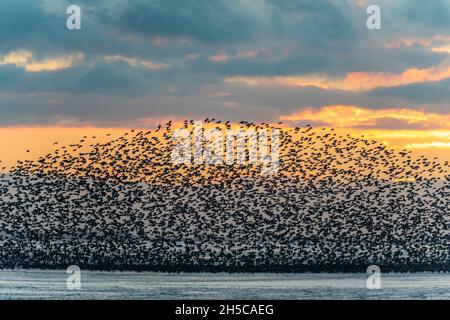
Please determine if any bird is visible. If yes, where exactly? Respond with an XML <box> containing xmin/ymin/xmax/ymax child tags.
<box><xmin>0</xmin><ymin>119</ymin><xmax>447</xmax><ymax>273</ymax></box>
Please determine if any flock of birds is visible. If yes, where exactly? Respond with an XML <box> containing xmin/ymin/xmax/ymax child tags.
<box><xmin>0</xmin><ymin>119</ymin><xmax>448</xmax><ymax>272</ymax></box>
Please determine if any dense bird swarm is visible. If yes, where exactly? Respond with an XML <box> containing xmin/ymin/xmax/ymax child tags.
<box><xmin>0</xmin><ymin>120</ymin><xmax>449</xmax><ymax>272</ymax></box>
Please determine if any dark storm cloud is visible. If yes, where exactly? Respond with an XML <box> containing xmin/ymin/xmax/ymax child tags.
<box><xmin>0</xmin><ymin>0</ymin><xmax>444</xmax><ymax>70</ymax></box>
<box><xmin>370</xmin><ymin>78</ymin><xmax>450</xmax><ymax>107</ymax></box>
<box><xmin>204</xmin><ymin>83</ymin><xmax>450</xmax><ymax>114</ymax></box>
<box><xmin>190</xmin><ymin>44</ymin><xmax>445</xmax><ymax>77</ymax></box>
<box><xmin>267</xmin><ymin>0</ymin><xmax>357</xmax><ymax>43</ymax></box>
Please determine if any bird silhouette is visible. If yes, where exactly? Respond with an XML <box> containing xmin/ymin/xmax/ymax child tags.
<box><xmin>0</xmin><ymin>120</ymin><xmax>448</xmax><ymax>272</ymax></box>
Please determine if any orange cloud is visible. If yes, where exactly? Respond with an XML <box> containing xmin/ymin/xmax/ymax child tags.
<box><xmin>209</xmin><ymin>53</ymin><xmax>229</xmax><ymax>62</ymax></box>
<box><xmin>385</xmin><ymin>35</ymin><xmax>450</xmax><ymax>48</ymax></box>
<box><xmin>0</xmin><ymin>50</ymin><xmax>84</xmax><ymax>72</ymax></box>
<box><xmin>355</xmin><ymin>0</ymin><xmax>370</xmax><ymax>8</ymax></box>
<box><xmin>226</xmin><ymin>61</ymin><xmax>450</xmax><ymax>91</ymax></box>
<box><xmin>225</xmin><ymin>75</ymin><xmax>333</xmax><ymax>90</ymax></box>
<box><xmin>386</xmin><ymin>35</ymin><xmax>450</xmax><ymax>56</ymax></box>
<box><xmin>358</xmin><ymin>130</ymin><xmax>450</xmax><ymax>140</ymax></box>
<box><xmin>431</xmin><ymin>45</ymin><xmax>450</xmax><ymax>54</ymax></box>
<box><xmin>279</xmin><ymin>105</ymin><xmax>450</xmax><ymax>129</ymax></box>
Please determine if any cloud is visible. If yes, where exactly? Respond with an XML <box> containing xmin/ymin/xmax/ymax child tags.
<box><xmin>103</xmin><ymin>55</ymin><xmax>170</xmax><ymax>70</ymax></box>
<box><xmin>209</xmin><ymin>53</ymin><xmax>229</xmax><ymax>63</ymax></box>
<box><xmin>225</xmin><ymin>60</ymin><xmax>450</xmax><ymax>91</ymax></box>
<box><xmin>0</xmin><ymin>0</ymin><xmax>449</xmax><ymax>129</ymax></box>
<box><xmin>370</xmin><ymin>77</ymin><xmax>450</xmax><ymax>104</ymax></box>
<box><xmin>279</xmin><ymin>105</ymin><xmax>450</xmax><ymax>129</ymax></box>
<box><xmin>0</xmin><ymin>50</ymin><xmax>84</xmax><ymax>72</ymax></box>
<box><xmin>385</xmin><ymin>35</ymin><xmax>450</xmax><ymax>49</ymax></box>
<box><xmin>405</xmin><ymin>142</ymin><xmax>450</xmax><ymax>149</ymax></box>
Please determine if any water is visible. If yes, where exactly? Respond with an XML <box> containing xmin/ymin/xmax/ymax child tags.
<box><xmin>0</xmin><ymin>270</ymin><xmax>449</xmax><ymax>300</ymax></box>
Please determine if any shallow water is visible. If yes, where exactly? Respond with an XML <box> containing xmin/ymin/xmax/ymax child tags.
<box><xmin>0</xmin><ymin>270</ymin><xmax>449</xmax><ymax>300</ymax></box>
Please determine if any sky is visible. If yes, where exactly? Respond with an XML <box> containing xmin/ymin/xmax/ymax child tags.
<box><xmin>0</xmin><ymin>0</ymin><xmax>449</xmax><ymax>168</ymax></box>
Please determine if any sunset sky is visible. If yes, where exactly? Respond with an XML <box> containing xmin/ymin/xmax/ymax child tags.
<box><xmin>0</xmin><ymin>0</ymin><xmax>449</xmax><ymax>168</ymax></box>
